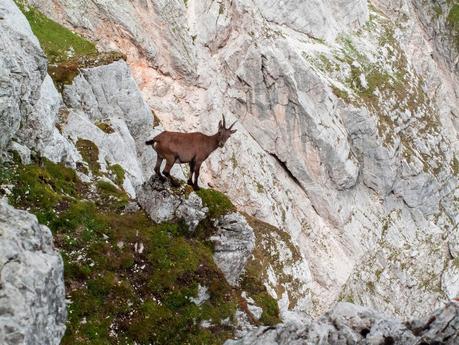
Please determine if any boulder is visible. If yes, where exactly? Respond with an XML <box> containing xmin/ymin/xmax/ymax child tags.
<box><xmin>225</xmin><ymin>302</ymin><xmax>459</xmax><ymax>345</ymax></box>
<box><xmin>136</xmin><ymin>176</ymin><xmax>208</xmax><ymax>231</ymax></box>
<box><xmin>0</xmin><ymin>199</ymin><xmax>66</xmax><ymax>345</ymax></box>
<box><xmin>210</xmin><ymin>213</ymin><xmax>255</xmax><ymax>287</ymax></box>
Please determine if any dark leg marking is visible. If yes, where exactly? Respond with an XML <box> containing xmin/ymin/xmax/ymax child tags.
<box><xmin>163</xmin><ymin>159</ymin><xmax>180</xmax><ymax>187</ymax></box>
<box><xmin>193</xmin><ymin>162</ymin><xmax>202</xmax><ymax>191</ymax></box>
<box><xmin>187</xmin><ymin>159</ymin><xmax>195</xmax><ymax>186</ymax></box>
<box><xmin>154</xmin><ymin>156</ymin><xmax>165</xmax><ymax>181</ymax></box>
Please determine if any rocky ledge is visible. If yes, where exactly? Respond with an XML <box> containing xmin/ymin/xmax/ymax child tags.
<box><xmin>226</xmin><ymin>301</ymin><xmax>459</xmax><ymax>345</ymax></box>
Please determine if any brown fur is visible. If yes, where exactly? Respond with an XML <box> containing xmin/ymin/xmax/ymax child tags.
<box><xmin>146</xmin><ymin>115</ymin><xmax>237</xmax><ymax>190</ymax></box>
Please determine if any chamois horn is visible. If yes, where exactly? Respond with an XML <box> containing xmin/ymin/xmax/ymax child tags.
<box><xmin>222</xmin><ymin>114</ymin><xmax>226</xmax><ymax>128</ymax></box>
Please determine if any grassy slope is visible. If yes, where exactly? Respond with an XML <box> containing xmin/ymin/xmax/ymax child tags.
<box><xmin>0</xmin><ymin>154</ymin><xmax>280</xmax><ymax>345</ymax></box>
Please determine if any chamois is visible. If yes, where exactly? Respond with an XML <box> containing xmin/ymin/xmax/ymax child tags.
<box><xmin>145</xmin><ymin>115</ymin><xmax>237</xmax><ymax>190</ymax></box>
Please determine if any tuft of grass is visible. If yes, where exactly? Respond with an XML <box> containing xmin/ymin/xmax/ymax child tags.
<box><xmin>96</xmin><ymin>180</ymin><xmax>129</xmax><ymax>210</ymax></box>
<box><xmin>95</xmin><ymin>121</ymin><xmax>115</xmax><ymax>134</ymax></box>
<box><xmin>196</xmin><ymin>188</ymin><xmax>236</xmax><ymax>219</ymax></box>
<box><xmin>448</xmin><ymin>4</ymin><xmax>459</xmax><ymax>48</ymax></box>
<box><xmin>76</xmin><ymin>139</ymin><xmax>100</xmax><ymax>175</ymax></box>
<box><xmin>15</xmin><ymin>1</ymin><xmax>96</xmax><ymax>63</ymax></box>
<box><xmin>108</xmin><ymin>164</ymin><xmax>125</xmax><ymax>186</ymax></box>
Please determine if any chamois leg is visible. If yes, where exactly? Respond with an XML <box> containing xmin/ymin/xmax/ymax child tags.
<box><xmin>187</xmin><ymin>160</ymin><xmax>195</xmax><ymax>186</ymax></box>
<box><xmin>163</xmin><ymin>158</ymin><xmax>180</xmax><ymax>187</ymax></box>
<box><xmin>193</xmin><ymin>162</ymin><xmax>202</xmax><ymax>191</ymax></box>
<box><xmin>154</xmin><ymin>156</ymin><xmax>165</xmax><ymax>181</ymax></box>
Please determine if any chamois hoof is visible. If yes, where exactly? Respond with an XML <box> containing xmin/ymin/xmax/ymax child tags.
<box><xmin>187</xmin><ymin>179</ymin><xmax>193</xmax><ymax>186</ymax></box>
<box><xmin>193</xmin><ymin>185</ymin><xmax>200</xmax><ymax>191</ymax></box>
<box><xmin>170</xmin><ymin>179</ymin><xmax>181</xmax><ymax>188</ymax></box>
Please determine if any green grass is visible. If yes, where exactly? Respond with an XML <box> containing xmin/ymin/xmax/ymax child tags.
<box><xmin>108</xmin><ymin>164</ymin><xmax>125</xmax><ymax>186</ymax></box>
<box><xmin>96</xmin><ymin>122</ymin><xmax>115</xmax><ymax>134</ymax></box>
<box><xmin>76</xmin><ymin>139</ymin><xmax>100</xmax><ymax>175</ymax></box>
<box><xmin>96</xmin><ymin>180</ymin><xmax>129</xmax><ymax>210</ymax></box>
<box><xmin>15</xmin><ymin>1</ymin><xmax>97</xmax><ymax>63</ymax></box>
<box><xmin>196</xmin><ymin>188</ymin><xmax>236</xmax><ymax>219</ymax></box>
<box><xmin>448</xmin><ymin>4</ymin><xmax>459</xmax><ymax>47</ymax></box>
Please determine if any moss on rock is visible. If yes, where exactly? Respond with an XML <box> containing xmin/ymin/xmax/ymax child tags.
<box><xmin>76</xmin><ymin>139</ymin><xmax>100</xmax><ymax>175</ymax></box>
<box><xmin>196</xmin><ymin>188</ymin><xmax>236</xmax><ymax>219</ymax></box>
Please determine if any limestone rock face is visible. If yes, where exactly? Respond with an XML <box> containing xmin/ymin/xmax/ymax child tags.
<box><xmin>0</xmin><ymin>199</ymin><xmax>66</xmax><ymax>345</ymax></box>
<box><xmin>245</xmin><ymin>0</ymin><xmax>369</xmax><ymax>42</ymax></box>
<box><xmin>61</xmin><ymin>60</ymin><xmax>169</xmax><ymax>196</ymax></box>
<box><xmin>28</xmin><ymin>0</ymin><xmax>197</xmax><ymax>80</ymax></box>
<box><xmin>226</xmin><ymin>302</ymin><xmax>459</xmax><ymax>345</ymax></box>
<box><xmin>0</xmin><ymin>0</ymin><xmax>79</xmax><ymax>164</ymax></box>
<box><xmin>210</xmin><ymin>213</ymin><xmax>255</xmax><ymax>286</ymax></box>
<box><xmin>0</xmin><ymin>0</ymin><xmax>46</xmax><ymax>151</ymax></box>
<box><xmin>18</xmin><ymin>0</ymin><xmax>459</xmax><ymax>321</ymax></box>
<box><xmin>442</xmin><ymin>261</ymin><xmax>459</xmax><ymax>300</ymax></box>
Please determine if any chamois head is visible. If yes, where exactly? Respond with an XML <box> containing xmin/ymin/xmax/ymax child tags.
<box><xmin>217</xmin><ymin>115</ymin><xmax>237</xmax><ymax>148</ymax></box>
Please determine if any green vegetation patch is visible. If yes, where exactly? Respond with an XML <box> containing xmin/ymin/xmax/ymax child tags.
<box><xmin>448</xmin><ymin>4</ymin><xmax>459</xmax><ymax>48</ymax></box>
<box><xmin>0</xmin><ymin>157</ymin><xmax>241</xmax><ymax>345</ymax></box>
<box><xmin>96</xmin><ymin>121</ymin><xmax>115</xmax><ymax>134</ymax></box>
<box><xmin>76</xmin><ymin>139</ymin><xmax>100</xmax><ymax>175</ymax></box>
<box><xmin>48</xmin><ymin>51</ymin><xmax>126</xmax><ymax>91</ymax></box>
<box><xmin>108</xmin><ymin>164</ymin><xmax>125</xmax><ymax>186</ymax></box>
<box><xmin>196</xmin><ymin>188</ymin><xmax>236</xmax><ymax>219</ymax></box>
<box><xmin>15</xmin><ymin>1</ymin><xmax>96</xmax><ymax>63</ymax></box>
<box><xmin>96</xmin><ymin>180</ymin><xmax>129</xmax><ymax>211</ymax></box>
<box><xmin>15</xmin><ymin>1</ymin><xmax>126</xmax><ymax>90</ymax></box>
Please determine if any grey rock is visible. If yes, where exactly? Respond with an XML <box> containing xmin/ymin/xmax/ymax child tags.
<box><xmin>441</xmin><ymin>260</ymin><xmax>459</xmax><ymax>299</ymax></box>
<box><xmin>449</xmin><ymin>229</ymin><xmax>459</xmax><ymax>259</ymax></box>
<box><xmin>30</xmin><ymin>0</ymin><xmax>197</xmax><ymax>81</ymax></box>
<box><xmin>8</xmin><ymin>142</ymin><xmax>31</xmax><ymax>164</ymax></box>
<box><xmin>0</xmin><ymin>0</ymin><xmax>78</xmax><ymax>165</ymax></box>
<box><xmin>242</xmin><ymin>292</ymin><xmax>263</xmax><ymax>320</ymax></box>
<box><xmin>0</xmin><ymin>0</ymin><xmax>46</xmax><ymax>151</ymax></box>
<box><xmin>210</xmin><ymin>213</ymin><xmax>255</xmax><ymax>287</ymax></box>
<box><xmin>0</xmin><ymin>199</ymin><xmax>66</xmax><ymax>345</ymax></box>
<box><xmin>189</xmin><ymin>284</ymin><xmax>210</xmax><ymax>306</ymax></box>
<box><xmin>246</xmin><ymin>0</ymin><xmax>369</xmax><ymax>41</ymax></box>
<box><xmin>136</xmin><ymin>176</ymin><xmax>208</xmax><ymax>231</ymax></box>
<box><xmin>16</xmin><ymin>74</ymin><xmax>80</xmax><ymax>165</ymax></box>
<box><xmin>62</xmin><ymin>60</ymin><xmax>159</xmax><ymax>184</ymax></box>
<box><xmin>226</xmin><ymin>302</ymin><xmax>459</xmax><ymax>345</ymax></box>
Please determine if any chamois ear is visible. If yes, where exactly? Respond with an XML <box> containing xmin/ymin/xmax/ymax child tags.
<box><xmin>218</xmin><ymin>120</ymin><xmax>223</xmax><ymax>129</ymax></box>
<box><xmin>230</xmin><ymin>129</ymin><xmax>237</xmax><ymax>134</ymax></box>
<box><xmin>228</xmin><ymin>120</ymin><xmax>237</xmax><ymax>130</ymax></box>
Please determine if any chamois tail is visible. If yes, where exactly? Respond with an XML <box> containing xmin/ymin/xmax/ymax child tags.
<box><xmin>146</xmin><ymin>133</ymin><xmax>162</xmax><ymax>145</ymax></box>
